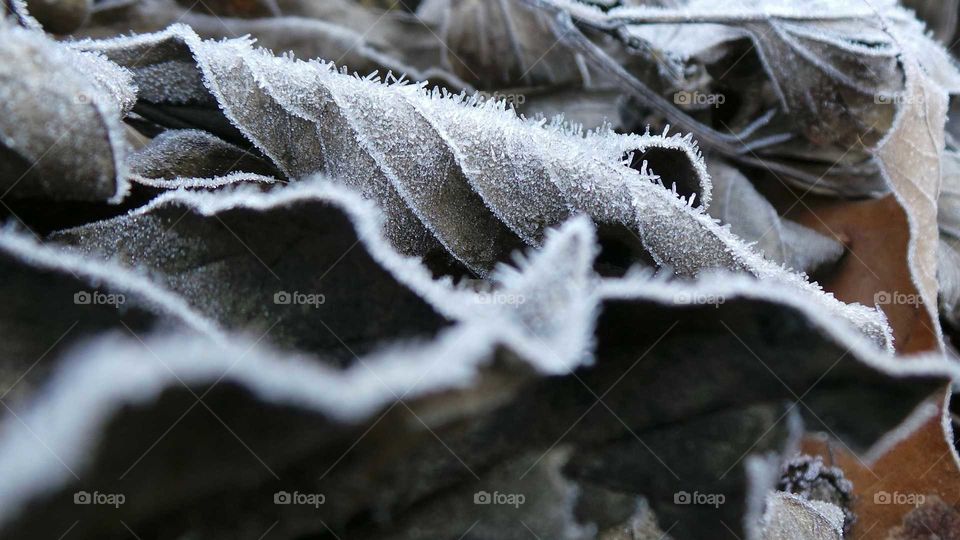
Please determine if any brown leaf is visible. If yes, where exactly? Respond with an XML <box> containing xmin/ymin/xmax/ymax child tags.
<box><xmin>801</xmin><ymin>393</ymin><xmax>960</xmax><ymax>539</ymax></box>
<box><xmin>762</xmin><ymin>57</ymin><xmax>949</xmax><ymax>355</ymax></box>
<box><xmin>772</xmin><ymin>190</ymin><xmax>937</xmax><ymax>354</ymax></box>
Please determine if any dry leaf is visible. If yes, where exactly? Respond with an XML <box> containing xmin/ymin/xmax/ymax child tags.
<box><xmin>0</xmin><ymin>22</ymin><xmax>132</xmax><ymax>202</ymax></box>
<box><xmin>1</xmin><ymin>2</ymin><xmax>959</xmax><ymax>538</ymax></box>
<box><xmin>802</xmin><ymin>396</ymin><xmax>960</xmax><ymax>539</ymax></box>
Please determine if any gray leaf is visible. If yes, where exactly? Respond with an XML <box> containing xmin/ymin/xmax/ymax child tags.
<box><xmin>706</xmin><ymin>158</ymin><xmax>844</xmax><ymax>274</ymax></box>
<box><xmin>50</xmin><ymin>182</ymin><xmax>459</xmax><ymax>366</ymax></box>
<box><xmin>0</xmin><ymin>23</ymin><xmax>133</xmax><ymax>202</ymax></box>
<box><xmin>78</xmin><ymin>26</ymin><xmax>892</xmax><ymax>349</ymax></box>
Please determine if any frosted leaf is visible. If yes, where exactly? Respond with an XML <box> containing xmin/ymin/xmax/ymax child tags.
<box><xmin>0</xmin><ymin>262</ymin><xmax>952</xmax><ymax>538</ymax></box>
<box><xmin>525</xmin><ymin>0</ymin><xmax>960</xmax><ymax>191</ymax></box>
<box><xmin>482</xmin><ymin>215</ymin><xmax>598</xmax><ymax>371</ymax></box>
<box><xmin>50</xmin><ymin>181</ymin><xmax>463</xmax><ymax>366</ymax></box>
<box><xmin>49</xmin><ymin>182</ymin><xmax>599</xmax><ymax>374</ymax></box>
<box><xmin>398</xmin><ymin>84</ymin><xmax>576</xmax><ymax>247</ymax></box>
<box><xmin>777</xmin><ymin>455</ymin><xmax>855</xmax><ymax>533</ymax></box>
<box><xmin>129</xmin><ymin>171</ymin><xmax>279</xmax><ymax>192</ymax></box>
<box><xmin>2</xmin><ymin>3</ymin><xmax>960</xmax><ymax>539</ymax></box>
<box><xmin>91</xmin><ymin>28</ymin><xmax>441</xmax><ymax>257</ymax></box>
<box><xmin>77</xmin><ymin>29</ymin><xmax>213</xmax><ymax>105</ymax></box>
<box><xmin>873</xmin><ymin>56</ymin><xmax>949</xmax><ymax>349</ymax></box>
<box><xmin>595</xmin><ymin>272</ymin><xmax>952</xmax><ymax>450</ymax></box>
<box><xmin>181</xmin><ymin>15</ymin><xmax>455</xmax><ymax>86</ymax></box>
<box><xmin>595</xmin><ymin>129</ymin><xmax>713</xmax><ymax>209</ymax></box>
<box><xmin>0</xmin><ymin>23</ymin><xmax>133</xmax><ymax>202</ymax></box>
<box><xmin>126</xmin><ymin>128</ymin><xmax>280</xmax><ymax>183</ymax></box>
<box><xmin>0</xmin><ymin>328</ymin><xmax>526</xmax><ymax>538</ymax></box>
<box><xmin>70</xmin><ymin>28</ymin><xmax>631</xmax><ymax>262</ymax></box>
<box><xmin>893</xmin><ymin>8</ymin><xmax>960</xmax><ymax>94</ymax></box>
<box><xmin>271</xmin><ymin>0</ymin><xmax>455</xmax><ymax>80</ymax></box>
<box><xmin>78</xmin><ymin>0</ymin><xmax>468</xmax><ymax>89</ymax></box>
<box><xmin>731</xmin><ymin>12</ymin><xmax>899</xmax><ymax>150</ymax></box>
<box><xmin>707</xmin><ymin>158</ymin><xmax>844</xmax><ymax>274</ymax></box>
<box><xmin>758</xmin><ymin>491</ymin><xmax>844</xmax><ymax>540</ymax></box>
<box><xmin>75</xmin><ymin>25</ymin><xmax>895</xmax><ymax>345</ymax></box>
<box><xmin>565</xmin><ymin>403</ymin><xmax>801</xmax><ymax>540</ymax></box>
<box><xmin>70</xmin><ymin>49</ymin><xmax>137</xmax><ymax>116</ymax></box>
<box><xmin>325</xmin><ymin>70</ymin><xmax>528</xmax><ymax>267</ymax></box>
<box><xmin>530</xmin><ymin>0</ymin><xmax>900</xmax><ymax>152</ymax></box>
<box><xmin>125</xmin><ymin>28</ymin><xmax>443</xmax><ymax>258</ymax></box>
<box><xmin>416</xmin><ymin>0</ymin><xmax>586</xmax><ymax>88</ymax></box>
<box><xmin>0</xmin><ymin>227</ymin><xmax>222</xmax><ymax>409</ymax></box>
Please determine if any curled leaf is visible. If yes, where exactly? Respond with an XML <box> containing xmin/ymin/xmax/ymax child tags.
<box><xmin>79</xmin><ymin>26</ymin><xmax>894</xmax><ymax>349</ymax></box>
<box><xmin>0</xmin><ymin>23</ymin><xmax>133</xmax><ymax>202</ymax></box>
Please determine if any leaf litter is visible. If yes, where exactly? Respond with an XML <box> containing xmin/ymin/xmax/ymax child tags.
<box><xmin>1</xmin><ymin>0</ymin><xmax>960</xmax><ymax>539</ymax></box>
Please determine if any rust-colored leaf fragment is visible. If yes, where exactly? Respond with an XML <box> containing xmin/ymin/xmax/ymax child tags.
<box><xmin>780</xmin><ymin>193</ymin><xmax>936</xmax><ymax>353</ymax></box>
<box><xmin>802</xmin><ymin>396</ymin><xmax>960</xmax><ymax>539</ymax></box>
